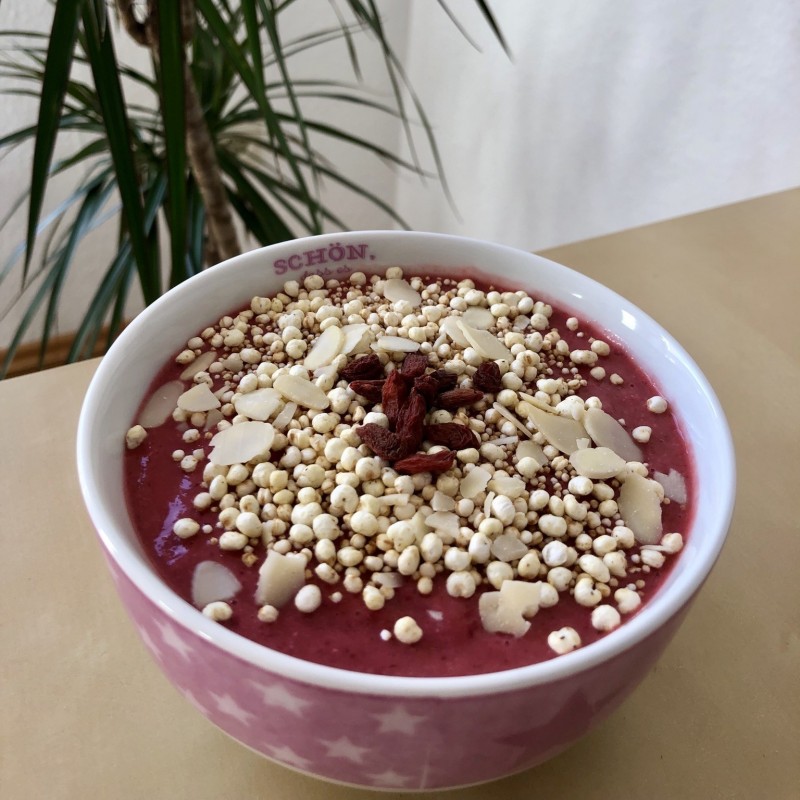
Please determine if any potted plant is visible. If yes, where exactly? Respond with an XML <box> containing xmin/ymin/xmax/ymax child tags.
<box><xmin>0</xmin><ymin>0</ymin><xmax>506</xmax><ymax>377</ymax></box>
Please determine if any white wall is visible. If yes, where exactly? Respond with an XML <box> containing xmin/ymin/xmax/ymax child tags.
<box><xmin>395</xmin><ymin>0</ymin><xmax>800</xmax><ymax>250</ymax></box>
<box><xmin>2</xmin><ymin>0</ymin><xmax>799</xmax><ymax>348</ymax></box>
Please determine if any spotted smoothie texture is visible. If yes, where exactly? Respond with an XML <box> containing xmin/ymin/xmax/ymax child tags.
<box><xmin>124</xmin><ymin>268</ymin><xmax>694</xmax><ymax>677</ymax></box>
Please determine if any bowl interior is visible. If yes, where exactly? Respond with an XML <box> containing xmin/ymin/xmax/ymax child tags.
<box><xmin>77</xmin><ymin>231</ymin><xmax>735</xmax><ymax>697</ymax></box>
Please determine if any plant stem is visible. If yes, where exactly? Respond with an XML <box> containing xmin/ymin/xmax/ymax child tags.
<box><xmin>115</xmin><ymin>0</ymin><xmax>241</xmax><ymax>264</ymax></box>
<box><xmin>182</xmin><ymin>58</ymin><xmax>240</xmax><ymax>263</ymax></box>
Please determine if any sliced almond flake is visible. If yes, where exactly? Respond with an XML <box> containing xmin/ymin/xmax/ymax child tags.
<box><xmin>233</xmin><ymin>388</ymin><xmax>283</xmax><ymax>422</ymax></box>
<box><xmin>272</xmin><ymin>401</ymin><xmax>298</xmax><ymax>431</ymax></box>
<box><xmin>491</xmin><ymin>435</ymin><xmax>519</xmax><ymax>447</ymax></box>
<box><xmin>426</xmin><ymin>511</ymin><xmax>460</xmax><ymax>538</ymax></box>
<box><xmin>516</xmin><ymin>439</ymin><xmax>547</xmax><ymax>466</ymax></box>
<box><xmin>313</xmin><ymin>364</ymin><xmax>339</xmax><ymax>384</ymax></box>
<box><xmin>209</xmin><ymin>421</ymin><xmax>275</xmax><ymax>465</ymax></box>
<box><xmin>653</xmin><ymin>469</ymin><xmax>688</xmax><ymax>505</ymax></box>
<box><xmin>180</xmin><ymin>350</ymin><xmax>217</xmax><ymax>380</ymax></box>
<box><xmin>204</xmin><ymin>409</ymin><xmax>224</xmax><ymax>431</ymax></box>
<box><xmin>254</xmin><ymin>551</ymin><xmax>306</xmax><ymax>607</ymax></box>
<box><xmin>492</xmin><ymin>402</ymin><xmax>537</xmax><ymax>441</ymax></box>
<box><xmin>583</xmin><ymin>407</ymin><xmax>643</xmax><ymax>462</ymax></box>
<box><xmin>138</xmin><ymin>380</ymin><xmax>184</xmax><ymax>428</ymax></box>
<box><xmin>457</xmin><ymin>320</ymin><xmax>514</xmax><ymax>361</ymax></box>
<box><xmin>372</xmin><ymin>572</ymin><xmax>404</xmax><ymax>589</ymax></box>
<box><xmin>273</xmin><ymin>373</ymin><xmax>330</xmax><ymax>410</ymax></box>
<box><xmin>489</xmin><ymin>475</ymin><xmax>526</xmax><ymax>499</ymax></box>
<box><xmin>304</xmin><ymin>325</ymin><xmax>344</xmax><ymax>371</ymax></box>
<box><xmin>479</xmin><ymin>580</ymin><xmax>541</xmax><ymax>637</ymax></box>
<box><xmin>460</xmin><ymin>465</ymin><xmax>491</xmax><ymax>499</ymax></box>
<box><xmin>462</xmin><ymin>306</ymin><xmax>495</xmax><ymax>330</ymax></box>
<box><xmin>371</xmin><ymin>335</ymin><xmax>421</xmax><ymax>353</ymax></box>
<box><xmin>431</xmin><ymin>491</ymin><xmax>456</xmax><ymax>512</ymax></box>
<box><xmin>191</xmin><ymin>561</ymin><xmax>242</xmax><ymax>608</ymax></box>
<box><xmin>440</xmin><ymin>316</ymin><xmax>470</xmax><ymax>348</ymax></box>
<box><xmin>383</xmin><ymin>277</ymin><xmax>422</xmax><ymax>307</ymax></box>
<box><xmin>524</xmin><ymin>404</ymin><xmax>588</xmax><ymax>455</ymax></box>
<box><xmin>340</xmin><ymin>323</ymin><xmax>370</xmax><ymax>355</ymax></box>
<box><xmin>483</xmin><ymin>491</ymin><xmax>495</xmax><ymax>519</ymax></box>
<box><xmin>512</xmin><ymin>315</ymin><xmax>531</xmax><ymax>331</ymax></box>
<box><xmin>427</xmin><ymin>609</ymin><xmax>444</xmax><ymax>622</ymax></box>
<box><xmin>569</xmin><ymin>446</ymin><xmax>627</xmax><ymax>479</ymax></box>
<box><xmin>576</xmin><ymin>437</ymin><xmax>592</xmax><ymax>450</ymax></box>
<box><xmin>491</xmin><ymin>534</ymin><xmax>529</xmax><ymax>562</ymax></box>
<box><xmin>618</xmin><ymin>472</ymin><xmax>663</xmax><ymax>544</ymax></box>
<box><xmin>177</xmin><ymin>382</ymin><xmax>221</xmax><ymax>413</ymax></box>
<box><xmin>479</xmin><ymin>592</ymin><xmax>529</xmax><ymax>637</ymax></box>
<box><xmin>519</xmin><ymin>391</ymin><xmax>559</xmax><ymax>414</ymax></box>
<box><xmin>350</xmin><ymin>336</ymin><xmax>374</xmax><ymax>356</ymax></box>
<box><xmin>409</xmin><ymin>511</ymin><xmax>430</xmax><ymax>543</ymax></box>
<box><xmin>500</xmin><ymin>579</ymin><xmax>541</xmax><ymax>617</ymax></box>
<box><xmin>379</xmin><ymin>493</ymin><xmax>411</xmax><ymax>506</ymax></box>
<box><xmin>222</xmin><ymin>353</ymin><xmax>243</xmax><ymax>372</ymax></box>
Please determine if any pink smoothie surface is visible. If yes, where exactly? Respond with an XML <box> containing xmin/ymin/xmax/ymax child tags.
<box><xmin>124</xmin><ymin>274</ymin><xmax>695</xmax><ymax>677</ymax></box>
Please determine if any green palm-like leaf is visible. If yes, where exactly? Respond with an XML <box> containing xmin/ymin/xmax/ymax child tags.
<box><xmin>23</xmin><ymin>0</ymin><xmax>82</xmax><ymax>277</ymax></box>
<box><xmin>258</xmin><ymin>0</ymin><xmax>322</xmax><ymax>230</ymax></box>
<box><xmin>38</xmin><ymin>177</ymin><xmax>117</xmax><ymax>367</ymax></box>
<box><xmin>67</xmin><ymin>175</ymin><xmax>168</xmax><ymax>363</ymax></box>
<box><xmin>80</xmin><ymin>3</ymin><xmax>159</xmax><ymax>304</ymax></box>
<box><xmin>196</xmin><ymin>0</ymin><xmax>319</xmax><ymax>231</ymax></box>
<box><xmin>156</xmin><ymin>4</ymin><xmax>188</xmax><ymax>288</ymax></box>
<box><xmin>218</xmin><ymin>152</ymin><xmax>295</xmax><ymax>242</ymax></box>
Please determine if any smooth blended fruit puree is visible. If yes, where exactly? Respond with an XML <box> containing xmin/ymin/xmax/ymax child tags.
<box><xmin>124</xmin><ymin>269</ymin><xmax>694</xmax><ymax>677</ymax></box>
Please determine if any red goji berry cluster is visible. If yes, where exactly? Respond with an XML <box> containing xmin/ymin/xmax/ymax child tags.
<box><xmin>347</xmin><ymin>351</ymin><xmax>488</xmax><ymax>473</ymax></box>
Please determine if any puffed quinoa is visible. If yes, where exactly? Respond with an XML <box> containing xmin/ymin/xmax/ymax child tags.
<box><xmin>614</xmin><ymin>588</ymin><xmax>642</xmax><ymax>614</ymax></box>
<box><xmin>202</xmin><ymin>601</ymin><xmax>233</xmax><ymax>622</ymax></box>
<box><xmin>640</xmin><ymin>548</ymin><xmax>666</xmax><ymax>569</ymax></box>
<box><xmin>125</xmin><ymin>425</ymin><xmax>147</xmax><ymax>449</ymax></box>
<box><xmin>219</xmin><ymin>531</ymin><xmax>249</xmax><ymax>550</ymax></box>
<box><xmin>393</xmin><ymin>616</ymin><xmax>423</xmax><ymax>644</ymax></box>
<box><xmin>632</xmin><ymin>425</ymin><xmax>652</xmax><ymax>443</ymax></box>
<box><xmin>647</xmin><ymin>395</ymin><xmax>669</xmax><ymax>413</ymax></box>
<box><xmin>547</xmin><ymin>627</ymin><xmax>581</xmax><ymax>654</ymax></box>
<box><xmin>173</xmin><ymin>518</ymin><xmax>200</xmax><ymax>539</ymax></box>
<box><xmin>257</xmin><ymin>604</ymin><xmax>279</xmax><ymax>622</ymax></box>
<box><xmin>295</xmin><ymin>584</ymin><xmax>322</xmax><ymax>613</ymax></box>
<box><xmin>660</xmin><ymin>532</ymin><xmax>684</xmax><ymax>553</ymax></box>
<box><xmin>591</xmin><ymin>604</ymin><xmax>621</xmax><ymax>632</ymax></box>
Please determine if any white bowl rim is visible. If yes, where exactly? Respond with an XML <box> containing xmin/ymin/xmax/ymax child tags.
<box><xmin>77</xmin><ymin>230</ymin><xmax>736</xmax><ymax>699</ymax></box>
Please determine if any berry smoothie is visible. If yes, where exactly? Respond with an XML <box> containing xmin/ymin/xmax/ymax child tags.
<box><xmin>124</xmin><ymin>268</ymin><xmax>693</xmax><ymax>677</ymax></box>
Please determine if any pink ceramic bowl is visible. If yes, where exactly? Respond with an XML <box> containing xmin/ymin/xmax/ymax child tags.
<box><xmin>77</xmin><ymin>231</ymin><xmax>735</xmax><ymax>791</ymax></box>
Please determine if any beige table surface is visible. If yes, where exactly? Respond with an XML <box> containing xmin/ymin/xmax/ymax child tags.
<box><xmin>2</xmin><ymin>191</ymin><xmax>799</xmax><ymax>799</ymax></box>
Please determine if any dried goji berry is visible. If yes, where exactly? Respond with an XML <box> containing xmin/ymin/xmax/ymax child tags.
<box><xmin>424</xmin><ymin>422</ymin><xmax>479</xmax><ymax>450</ymax></box>
<box><xmin>357</xmin><ymin>424</ymin><xmax>409</xmax><ymax>460</ymax></box>
<box><xmin>437</xmin><ymin>387</ymin><xmax>484</xmax><ymax>411</ymax></box>
<box><xmin>413</xmin><ymin>374</ymin><xmax>440</xmax><ymax>405</ymax></box>
<box><xmin>382</xmin><ymin>369</ymin><xmax>410</xmax><ymax>427</ymax></box>
<box><xmin>431</xmin><ymin>369</ymin><xmax>458</xmax><ymax>392</ymax></box>
<box><xmin>349</xmin><ymin>379</ymin><xmax>385</xmax><ymax>403</ymax></box>
<box><xmin>399</xmin><ymin>352</ymin><xmax>428</xmax><ymax>378</ymax></box>
<box><xmin>340</xmin><ymin>353</ymin><xmax>383</xmax><ymax>382</ymax></box>
<box><xmin>396</xmin><ymin>389</ymin><xmax>427</xmax><ymax>451</ymax></box>
<box><xmin>394</xmin><ymin>450</ymin><xmax>456</xmax><ymax>474</ymax></box>
<box><xmin>472</xmin><ymin>361</ymin><xmax>502</xmax><ymax>394</ymax></box>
